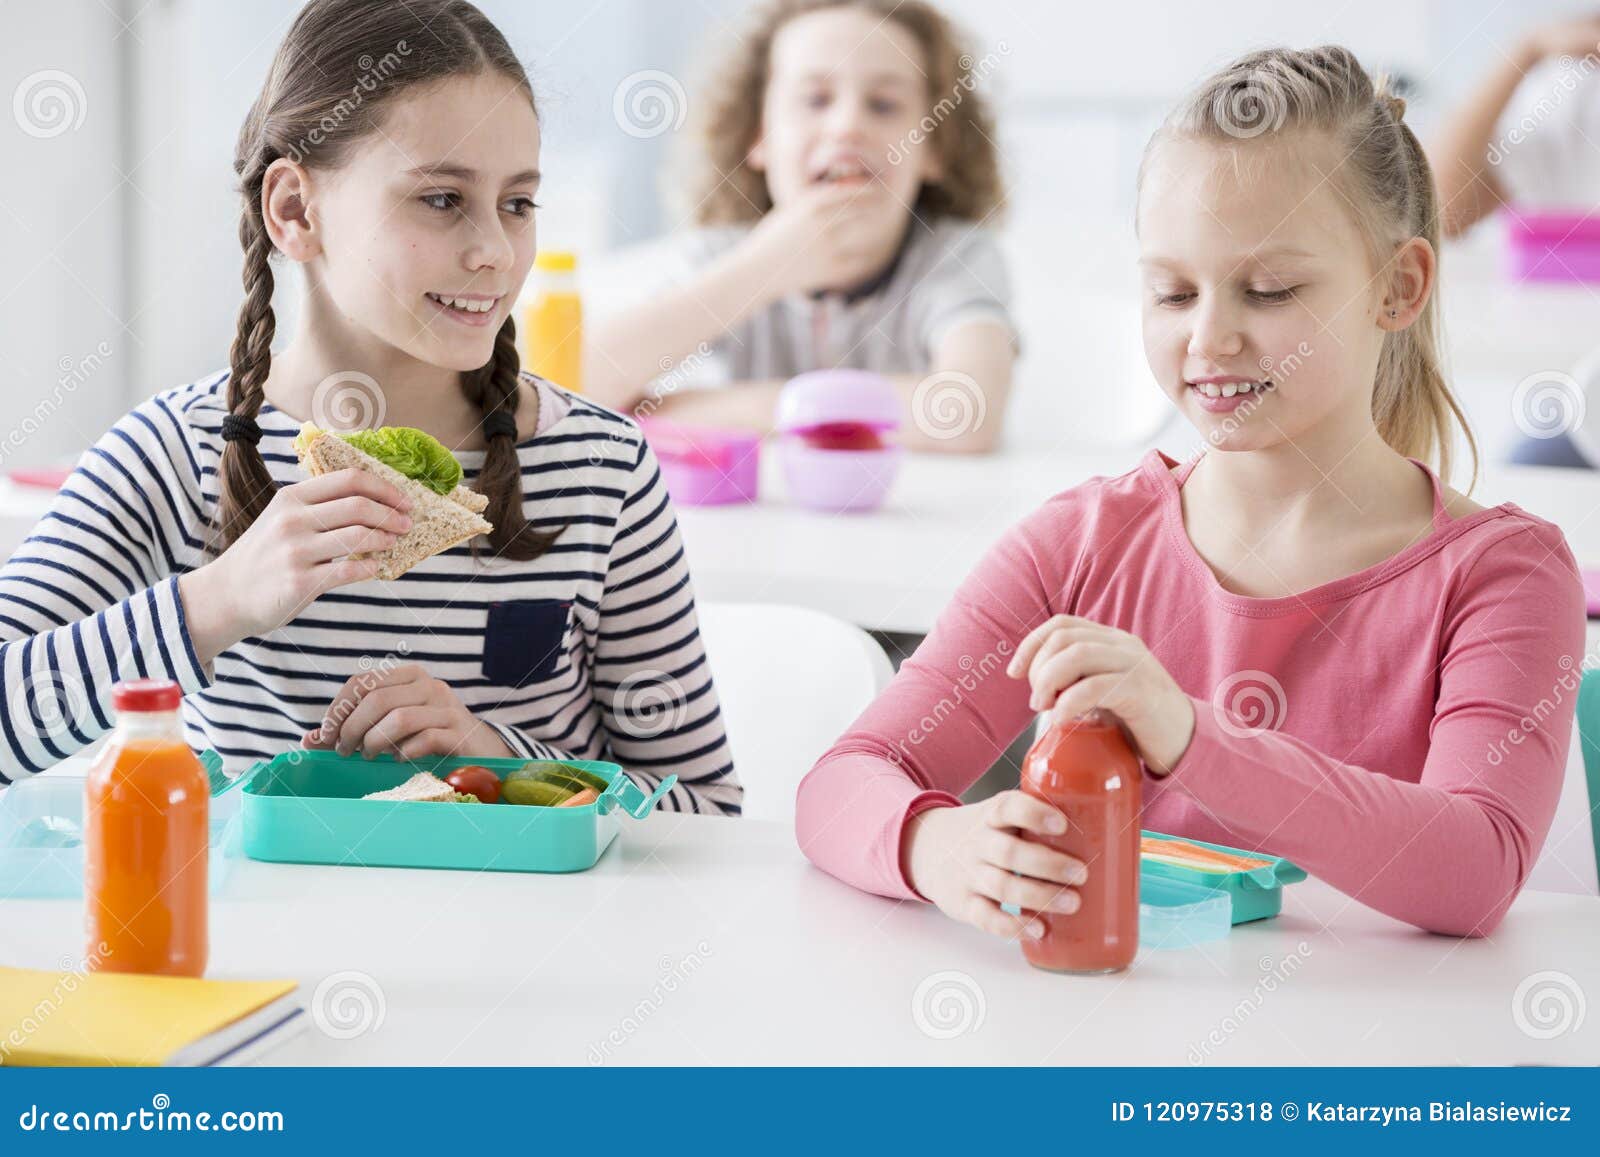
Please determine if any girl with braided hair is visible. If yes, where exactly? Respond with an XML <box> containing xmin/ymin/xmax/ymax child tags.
<box><xmin>0</xmin><ymin>0</ymin><xmax>739</xmax><ymax>814</ymax></box>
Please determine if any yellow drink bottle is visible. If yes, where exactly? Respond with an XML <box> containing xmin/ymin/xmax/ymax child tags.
<box><xmin>522</xmin><ymin>250</ymin><xmax>582</xmax><ymax>393</ymax></box>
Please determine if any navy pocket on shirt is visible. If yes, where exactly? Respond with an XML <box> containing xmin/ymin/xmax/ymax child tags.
<box><xmin>482</xmin><ymin>599</ymin><xmax>572</xmax><ymax>688</ymax></box>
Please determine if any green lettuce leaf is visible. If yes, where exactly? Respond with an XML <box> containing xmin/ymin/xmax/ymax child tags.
<box><xmin>337</xmin><ymin>427</ymin><xmax>462</xmax><ymax>495</ymax></box>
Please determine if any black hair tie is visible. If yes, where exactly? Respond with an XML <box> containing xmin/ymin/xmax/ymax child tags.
<box><xmin>482</xmin><ymin>411</ymin><xmax>518</xmax><ymax>441</ymax></box>
<box><xmin>220</xmin><ymin>413</ymin><xmax>263</xmax><ymax>445</ymax></box>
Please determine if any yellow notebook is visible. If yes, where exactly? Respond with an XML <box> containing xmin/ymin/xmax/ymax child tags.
<box><xmin>0</xmin><ymin>967</ymin><xmax>301</xmax><ymax>1067</ymax></box>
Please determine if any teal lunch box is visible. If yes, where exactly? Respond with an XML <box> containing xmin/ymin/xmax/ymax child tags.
<box><xmin>1005</xmin><ymin>832</ymin><xmax>1307</xmax><ymax>951</ymax></box>
<box><xmin>234</xmin><ymin>751</ymin><xmax>674</xmax><ymax>873</ymax></box>
<box><xmin>1002</xmin><ymin>868</ymin><xmax>1235</xmax><ymax>950</ymax></box>
<box><xmin>1140</xmin><ymin>830</ymin><xmax>1307</xmax><ymax>924</ymax></box>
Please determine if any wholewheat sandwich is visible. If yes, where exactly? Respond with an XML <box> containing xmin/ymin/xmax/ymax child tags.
<box><xmin>293</xmin><ymin>423</ymin><xmax>493</xmax><ymax>581</ymax></box>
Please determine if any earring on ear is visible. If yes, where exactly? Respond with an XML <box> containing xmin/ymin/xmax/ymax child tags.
<box><xmin>1388</xmin><ymin>309</ymin><xmax>1398</xmax><ymax>318</ymax></box>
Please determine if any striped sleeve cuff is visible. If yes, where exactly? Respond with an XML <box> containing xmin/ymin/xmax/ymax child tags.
<box><xmin>485</xmin><ymin>719</ymin><xmax>565</xmax><ymax>762</ymax></box>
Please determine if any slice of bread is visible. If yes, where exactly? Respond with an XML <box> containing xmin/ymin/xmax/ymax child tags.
<box><xmin>295</xmin><ymin>425</ymin><xmax>494</xmax><ymax>581</ymax></box>
<box><xmin>362</xmin><ymin>771</ymin><xmax>459</xmax><ymax>802</ymax></box>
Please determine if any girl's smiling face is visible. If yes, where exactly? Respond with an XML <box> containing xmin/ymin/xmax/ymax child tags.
<box><xmin>1137</xmin><ymin>135</ymin><xmax>1400</xmax><ymax>453</ymax></box>
<box><xmin>306</xmin><ymin>72</ymin><xmax>541</xmax><ymax>373</ymax></box>
<box><xmin>750</xmin><ymin>6</ymin><xmax>941</xmax><ymax>209</ymax></box>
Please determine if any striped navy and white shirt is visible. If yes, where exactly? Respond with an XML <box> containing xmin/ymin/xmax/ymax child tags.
<box><xmin>0</xmin><ymin>370</ymin><xmax>740</xmax><ymax>815</ymax></box>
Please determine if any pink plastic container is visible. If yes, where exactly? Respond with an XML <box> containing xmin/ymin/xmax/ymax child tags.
<box><xmin>638</xmin><ymin>418</ymin><xmax>760</xmax><ymax>506</ymax></box>
<box><xmin>1505</xmin><ymin>208</ymin><xmax>1600</xmax><ymax>284</ymax></box>
<box><xmin>775</xmin><ymin>370</ymin><xmax>903</xmax><ymax>513</ymax></box>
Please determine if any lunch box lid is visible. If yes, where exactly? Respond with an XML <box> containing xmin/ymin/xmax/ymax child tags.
<box><xmin>775</xmin><ymin>369</ymin><xmax>901</xmax><ymax>434</ymax></box>
<box><xmin>0</xmin><ymin>771</ymin><xmax>236</xmax><ymax>899</ymax></box>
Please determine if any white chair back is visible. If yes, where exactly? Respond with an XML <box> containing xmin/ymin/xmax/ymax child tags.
<box><xmin>697</xmin><ymin>602</ymin><xmax>893</xmax><ymax>823</ymax></box>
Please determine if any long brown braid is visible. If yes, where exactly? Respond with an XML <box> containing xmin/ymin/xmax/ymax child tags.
<box><xmin>214</xmin><ymin>0</ymin><xmax>559</xmax><ymax>561</ymax></box>
<box><xmin>215</xmin><ymin>137</ymin><xmax>279</xmax><ymax>554</ymax></box>
<box><xmin>462</xmin><ymin>317</ymin><xmax>561</xmax><ymax>558</ymax></box>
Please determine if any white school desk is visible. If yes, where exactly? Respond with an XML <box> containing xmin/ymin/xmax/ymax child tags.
<box><xmin>0</xmin><ymin>428</ymin><xmax>1595</xmax><ymax>637</ymax></box>
<box><xmin>2</xmin><ymin>801</ymin><xmax>1597</xmax><ymax>1066</ymax></box>
<box><xmin>673</xmin><ymin>445</ymin><xmax>1600</xmax><ymax>635</ymax></box>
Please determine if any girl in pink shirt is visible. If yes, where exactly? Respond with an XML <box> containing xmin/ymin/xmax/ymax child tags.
<box><xmin>796</xmin><ymin>46</ymin><xmax>1586</xmax><ymax>939</ymax></box>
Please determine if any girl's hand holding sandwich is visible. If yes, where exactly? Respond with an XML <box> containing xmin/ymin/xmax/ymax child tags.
<box><xmin>178</xmin><ymin>469</ymin><xmax>415</xmax><ymax>666</ymax></box>
<box><xmin>300</xmin><ymin>663</ymin><xmax>515</xmax><ymax>761</ymax></box>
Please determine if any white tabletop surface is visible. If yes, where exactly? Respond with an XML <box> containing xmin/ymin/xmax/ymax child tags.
<box><xmin>675</xmin><ymin>439</ymin><xmax>1600</xmax><ymax>635</ymax></box>
<box><xmin>3</xmin><ymin>808</ymin><xmax>1596</xmax><ymax>1066</ymax></box>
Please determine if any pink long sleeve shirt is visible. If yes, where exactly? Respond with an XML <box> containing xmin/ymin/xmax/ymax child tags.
<box><xmin>796</xmin><ymin>451</ymin><xmax>1587</xmax><ymax>937</ymax></box>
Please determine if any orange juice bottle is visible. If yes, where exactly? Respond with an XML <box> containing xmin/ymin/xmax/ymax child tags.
<box><xmin>1019</xmin><ymin>713</ymin><xmax>1142</xmax><ymax>974</ymax></box>
<box><xmin>522</xmin><ymin>250</ymin><xmax>583</xmax><ymax>393</ymax></box>
<box><xmin>85</xmin><ymin>679</ymin><xmax>208</xmax><ymax>977</ymax></box>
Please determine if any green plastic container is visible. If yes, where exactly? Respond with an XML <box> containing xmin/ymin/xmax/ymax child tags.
<box><xmin>1140</xmin><ymin>830</ymin><xmax>1306</xmax><ymax>924</ymax></box>
<box><xmin>237</xmin><ymin>751</ymin><xmax>674</xmax><ymax>873</ymax></box>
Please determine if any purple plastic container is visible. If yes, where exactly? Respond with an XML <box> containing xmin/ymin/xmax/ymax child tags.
<box><xmin>1505</xmin><ymin>207</ymin><xmax>1600</xmax><ymax>284</ymax></box>
<box><xmin>638</xmin><ymin>418</ymin><xmax>759</xmax><ymax>506</ymax></box>
<box><xmin>775</xmin><ymin>370</ymin><xmax>903</xmax><ymax>513</ymax></box>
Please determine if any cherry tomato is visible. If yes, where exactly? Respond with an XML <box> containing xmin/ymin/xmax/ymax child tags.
<box><xmin>444</xmin><ymin>765</ymin><xmax>501</xmax><ymax>804</ymax></box>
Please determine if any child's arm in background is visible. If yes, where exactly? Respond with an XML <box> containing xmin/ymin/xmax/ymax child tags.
<box><xmin>639</xmin><ymin>318</ymin><xmax>1014</xmax><ymax>454</ymax></box>
<box><xmin>1153</xmin><ymin>522</ymin><xmax>1585</xmax><ymax>939</ymax></box>
<box><xmin>593</xmin><ymin>437</ymin><xmax>741</xmax><ymax>815</ymax></box>
<box><xmin>585</xmin><ymin>183</ymin><xmax>922</xmax><ymax>412</ymax></box>
<box><xmin>1432</xmin><ymin>13</ymin><xmax>1600</xmax><ymax>237</ymax></box>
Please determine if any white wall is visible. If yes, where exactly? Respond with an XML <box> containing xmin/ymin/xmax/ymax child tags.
<box><xmin>0</xmin><ymin>0</ymin><xmax>129</xmax><ymax>468</ymax></box>
<box><xmin>6</xmin><ymin>0</ymin><xmax>1597</xmax><ymax>463</ymax></box>
<box><xmin>123</xmin><ymin>0</ymin><xmax>717</xmax><ymax>405</ymax></box>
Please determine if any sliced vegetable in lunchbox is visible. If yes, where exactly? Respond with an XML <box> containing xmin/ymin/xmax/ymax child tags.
<box><xmin>502</xmin><ymin>761</ymin><xmax>611</xmax><ymax>806</ymax></box>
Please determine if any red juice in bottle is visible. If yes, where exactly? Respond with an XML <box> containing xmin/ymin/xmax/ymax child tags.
<box><xmin>1019</xmin><ymin>713</ymin><xmax>1141</xmax><ymax>973</ymax></box>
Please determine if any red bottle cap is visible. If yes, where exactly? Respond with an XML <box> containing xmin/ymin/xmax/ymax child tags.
<box><xmin>112</xmin><ymin>679</ymin><xmax>182</xmax><ymax>712</ymax></box>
